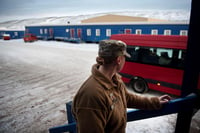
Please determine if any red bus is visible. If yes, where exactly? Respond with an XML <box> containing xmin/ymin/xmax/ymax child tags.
<box><xmin>110</xmin><ymin>34</ymin><xmax>191</xmax><ymax>96</ymax></box>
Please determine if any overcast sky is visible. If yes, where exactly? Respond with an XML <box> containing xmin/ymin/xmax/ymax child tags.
<box><xmin>0</xmin><ymin>0</ymin><xmax>192</xmax><ymax>22</ymax></box>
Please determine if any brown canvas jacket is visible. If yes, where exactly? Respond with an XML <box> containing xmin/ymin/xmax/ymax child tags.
<box><xmin>72</xmin><ymin>64</ymin><xmax>161</xmax><ymax>133</ymax></box>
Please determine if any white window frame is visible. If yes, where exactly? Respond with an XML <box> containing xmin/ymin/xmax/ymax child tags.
<box><xmin>14</xmin><ymin>32</ymin><xmax>18</xmax><ymax>36</ymax></box>
<box><xmin>164</xmin><ymin>29</ymin><xmax>171</xmax><ymax>35</ymax></box>
<box><xmin>151</xmin><ymin>29</ymin><xmax>158</xmax><ymax>35</ymax></box>
<box><xmin>124</xmin><ymin>29</ymin><xmax>132</xmax><ymax>34</ymax></box>
<box><xmin>96</xmin><ymin>29</ymin><xmax>100</xmax><ymax>36</ymax></box>
<box><xmin>135</xmin><ymin>29</ymin><xmax>142</xmax><ymax>35</ymax></box>
<box><xmin>87</xmin><ymin>29</ymin><xmax>91</xmax><ymax>36</ymax></box>
<box><xmin>40</xmin><ymin>29</ymin><xmax>43</xmax><ymax>34</ymax></box>
<box><xmin>106</xmin><ymin>29</ymin><xmax>111</xmax><ymax>37</ymax></box>
<box><xmin>180</xmin><ymin>30</ymin><xmax>188</xmax><ymax>36</ymax></box>
<box><xmin>44</xmin><ymin>29</ymin><xmax>48</xmax><ymax>34</ymax></box>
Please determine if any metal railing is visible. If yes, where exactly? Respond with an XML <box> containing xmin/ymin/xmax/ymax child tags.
<box><xmin>49</xmin><ymin>93</ymin><xmax>198</xmax><ymax>133</ymax></box>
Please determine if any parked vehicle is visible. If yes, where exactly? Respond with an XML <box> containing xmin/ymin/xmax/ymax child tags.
<box><xmin>23</xmin><ymin>34</ymin><xmax>37</xmax><ymax>42</ymax></box>
<box><xmin>3</xmin><ymin>34</ymin><xmax>11</xmax><ymax>40</ymax></box>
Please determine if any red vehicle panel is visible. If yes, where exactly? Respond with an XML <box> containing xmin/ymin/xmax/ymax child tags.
<box><xmin>122</xmin><ymin>62</ymin><xmax>183</xmax><ymax>95</ymax></box>
<box><xmin>110</xmin><ymin>34</ymin><xmax>188</xmax><ymax>49</ymax></box>
<box><xmin>3</xmin><ymin>34</ymin><xmax>10</xmax><ymax>40</ymax></box>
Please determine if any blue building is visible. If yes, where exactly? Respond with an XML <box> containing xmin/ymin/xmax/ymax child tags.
<box><xmin>0</xmin><ymin>30</ymin><xmax>24</xmax><ymax>39</ymax></box>
<box><xmin>25</xmin><ymin>22</ymin><xmax>188</xmax><ymax>43</ymax></box>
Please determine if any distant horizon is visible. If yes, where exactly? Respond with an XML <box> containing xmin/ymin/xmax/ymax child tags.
<box><xmin>0</xmin><ymin>9</ymin><xmax>190</xmax><ymax>23</ymax></box>
<box><xmin>0</xmin><ymin>0</ymin><xmax>191</xmax><ymax>22</ymax></box>
<box><xmin>0</xmin><ymin>9</ymin><xmax>190</xmax><ymax>30</ymax></box>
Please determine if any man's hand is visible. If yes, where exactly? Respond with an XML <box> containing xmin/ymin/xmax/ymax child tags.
<box><xmin>159</xmin><ymin>95</ymin><xmax>172</xmax><ymax>104</ymax></box>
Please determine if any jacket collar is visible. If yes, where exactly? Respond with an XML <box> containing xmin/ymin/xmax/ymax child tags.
<box><xmin>91</xmin><ymin>64</ymin><xmax>122</xmax><ymax>90</ymax></box>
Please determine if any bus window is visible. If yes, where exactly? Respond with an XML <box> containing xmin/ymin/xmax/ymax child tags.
<box><xmin>126</xmin><ymin>47</ymin><xmax>185</xmax><ymax>69</ymax></box>
<box><xmin>126</xmin><ymin>46</ymin><xmax>140</xmax><ymax>62</ymax></box>
<box><xmin>170</xmin><ymin>49</ymin><xmax>186</xmax><ymax>68</ymax></box>
<box><xmin>136</xmin><ymin>47</ymin><xmax>154</xmax><ymax>63</ymax></box>
<box><xmin>157</xmin><ymin>48</ymin><xmax>172</xmax><ymax>66</ymax></box>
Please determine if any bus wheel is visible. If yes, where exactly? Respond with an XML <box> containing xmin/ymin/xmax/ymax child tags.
<box><xmin>130</xmin><ymin>77</ymin><xmax>148</xmax><ymax>93</ymax></box>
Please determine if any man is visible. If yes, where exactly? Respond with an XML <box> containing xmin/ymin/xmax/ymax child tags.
<box><xmin>72</xmin><ymin>40</ymin><xmax>171</xmax><ymax>133</ymax></box>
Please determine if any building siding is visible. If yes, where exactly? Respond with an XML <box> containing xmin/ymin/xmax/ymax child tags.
<box><xmin>25</xmin><ymin>23</ymin><xmax>189</xmax><ymax>43</ymax></box>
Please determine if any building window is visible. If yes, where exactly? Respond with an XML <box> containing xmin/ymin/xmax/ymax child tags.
<box><xmin>96</xmin><ymin>29</ymin><xmax>100</xmax><ymax>36</ymax></box>
<box><xmin>106</xmin><ymin>29</ymin><xmax>111</xmax><ymax>37</ymax></box>
<box><xmin>40</xmin><ymin>29</ymin><xmax>43</xmax><ymax>34</ymax></box>
<box><xmin>164</xmin><ymin>30</ymin><xmax>171</xmax><ymax>35</ymax></box>
<box><xmin>136</xmin><ymin>29</ymin><xmax>142</xmax><ymax>35</ymax></box>
<box><xmin>66</xmin><ymin>29</ymin><xmax>69</xmax><ymax>32</ymax></box>
<box><xmin>125</xmin><ymin>29</ymin><xmax>132</xmax><ymax>34</ymax></box>
<box><xmin>44</xmin><ymin>29</ymin><xmax>48</xmax><ymax>34</ymax></box>
<box><xmin>14</xmin><ymin>32</ymin><xmax>18</xmax><ymax>36</ymax></box>
<box><xmin>180</xmin><ymin>30</ymin><xmax>188</xmax><ymax>36</ymax></box>
<box><xmin>151</xmin><ymin>29</ymin><xmax>158</xmax><ymax>35</ymax></box>
<box><xmin>87</xmin><ymin>29</ymin><xmax>91</xmax><ymax>36</ymax></box>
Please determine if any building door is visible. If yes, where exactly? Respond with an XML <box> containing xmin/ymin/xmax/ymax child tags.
<box><xmin>77</xmin><ymin>28</ymin><xmax>82</xmax><ymax>38</ymax></box>
<box><xmin>49</xmin><ymin>28</ymin><xmax>54</xmax><ymax>38</ymax></box>
<box><xmin>70</xmin><ymin>29</ymin><xmax>75</xmax><ymax>38</ymax></box>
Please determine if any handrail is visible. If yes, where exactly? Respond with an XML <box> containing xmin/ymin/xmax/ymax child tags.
<box><xmin>49</xmin><ymin>93</ymin><xmax>198</xmax><ymax>133</ymax></box>
<box><xmin>127</xmin><ymin>93</ymin><xmax>197</xmax><ymax>122</ymax></box>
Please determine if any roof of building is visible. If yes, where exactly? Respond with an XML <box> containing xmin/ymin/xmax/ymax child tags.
<box><xmin>81</xmin><ymin>14</ymin><xmax>167</xmax><ymax>23</ymax></box>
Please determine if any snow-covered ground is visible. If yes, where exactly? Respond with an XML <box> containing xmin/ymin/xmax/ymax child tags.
<box><xmin>0</xmin><ymin>10</ymin><xmax>190</xmax><ymax>30</ymax></box>
<box><xmin>0</xmin><ymin>39</ymin><xmax>179</xmax><ymax>133</ymax></box>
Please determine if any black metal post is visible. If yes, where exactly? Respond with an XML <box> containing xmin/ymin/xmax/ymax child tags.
<box><xmin>175</xmin><ymin>0</ymin><xmax>200</xmax><ymax>132</ymax></box>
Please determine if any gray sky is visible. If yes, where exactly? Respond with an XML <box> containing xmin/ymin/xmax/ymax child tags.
<box><xmin>0</xmin><ymin>0</ymin><xmax>192</xmax><ymax>21</ymax></box>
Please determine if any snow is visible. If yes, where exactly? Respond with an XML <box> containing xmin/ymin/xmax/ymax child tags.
<box><xmin>0</xmin><ymin>10</ymin><xmax>190</xmax><ymax>30</ymax></box>
<box><xmin>0</xmin><ymin>39</ymin><xmax>178</xmax><ymax>133</ymax></box>
<box><xmin>126</xmin><ymin>114</ymin><xmax>177</xmax><ymax>133</ymax></box>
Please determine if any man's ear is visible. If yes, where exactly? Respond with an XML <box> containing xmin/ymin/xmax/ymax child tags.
<box><xmin>116</xmin><ymin>56</ymin><xmax>121</xmax><ymax>65</ymax></box>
